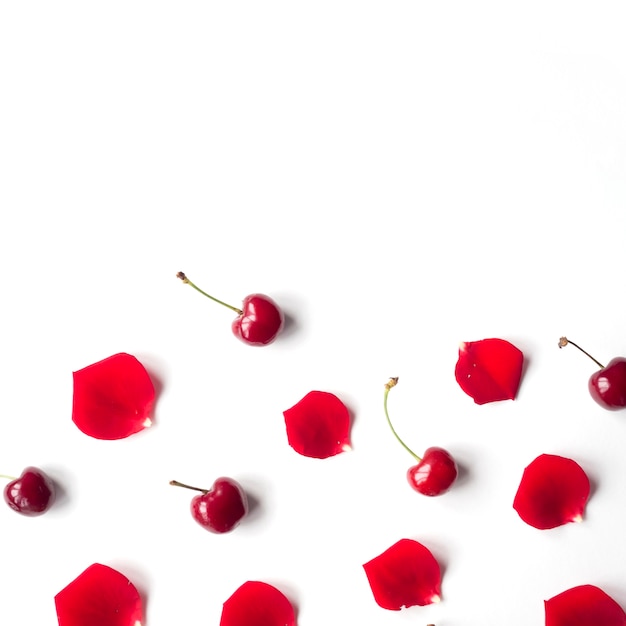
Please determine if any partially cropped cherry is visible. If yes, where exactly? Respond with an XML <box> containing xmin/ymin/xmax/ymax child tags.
<box><xmin>170</xmin><ymin>477</ymin><xmax>248</xmax><ymax>533</ymax></box>
<box><xmin>177</xmin><ymin>272</ymin><xmax>284</xmax><ymax>346</ymax></box>
<box><xmin>1</xmin><ymin>466</ymin><xmax>56</xmax><ymax>516</ymax></box>
<box><xmin>383</xmin><ymin>378</ymin><xmax>458</xmax><ymax>496</ymax></box>
<box><xmin>559</xmin><ymin>337</ymin><xmax>626</xmax><ymax>410</ymax></box>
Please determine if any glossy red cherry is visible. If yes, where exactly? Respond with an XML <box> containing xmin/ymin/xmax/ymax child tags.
<box><xmin>177</xmin><ymin>272</ymin><xmax>284</xmax><ymax>346</ymax></box>
<box><xmin>170</xmin><ymin>477</ymin><xmax>248</xmax><ymax>533</ymax></box>
<box><xmin>2</xmin><ymin>466</ymin><xmax>56</xmax><ymax>516</ymax></box>
<box><xmin>455</xmin><ymin>338</ymin><xmax>524</xmax><ymax>404</ymax></box>
<box><xmin>545</xmin><ymin>584</ymin><xmax>626</xmax><ymax>626</ymax></box>
<box><xmin>55</xmin><ymin>563</ymin><xmax>143</xmax><ymax>626</ymax></box>
<box><xmin>383</xmin><ymin>378</ymin><xmax>457</xmax><ymax>496</ymax></box>
<box><xmin>513</xmin><ymin>453</ymin><xmax>590</xmax><ymax>529</ymax></box>
<box><xmin>559</xmin><ymin>337</ymin><xmax>626</xmax><ymax>410</ymax></box>
<box><xmin>220</xmin><ymin>580</ymin><xmax>296</xmax><ymax>626</ymax></box>
<box><xmin>363</xmin><ymin>538</ymin><xmax>442</xmax><ymax>610</ymax></box>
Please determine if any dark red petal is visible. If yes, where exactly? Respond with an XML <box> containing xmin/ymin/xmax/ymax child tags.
<box><xmin>283</xmin><ymin>391</ymin><xmax>351</xmax><ymax>459</ymax></box>
<box><xmin>513</xmin><ymin>453</ymin><xmax>590</xmax><ymax>530</ymax></box>
<box><xmin>54</xmin><ymin>563</ymin><xmax>142</xmax><ymax>626</ymax></box>
<box><xmin>72</xmin><ymin>353</ymin><xmax>155</xmax><ymax>440</ymax></box>
<box><xmin>220</xmin><ymin>580</ymin><xmax>296</xmax><ymax>626</ymax></box>
<box><xmin>363</xmin><ymin>538</ymin><xmax>442</xmax><ymax>610</ymax></box>
<box><xmin>545</xmin><ymin>584</ymin><xmax>626</xmax><ymax>626</ymax></box>
<box><xmin>455</xmin><ymin>338</ymin><xmax>524</xmax><ymax>404</ymax></box>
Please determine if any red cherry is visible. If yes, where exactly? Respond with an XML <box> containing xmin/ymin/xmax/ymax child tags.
<box><xmin>545</xmin><ymin>584</ymin><xmax>626</xmax><ymax>626</ymax></box>
<box><xmin>220</xmin><ymin>580</ymin><xmax>296</xmax><ymax>626</ymax></box>
<box><xmin>2</xmin><ymin>466</ymin><xmax>55</xmax><ymax>516</ymax></box>
<box><xmin>283</xmin><ymin>390</ymin><xmax>352</xmax><ymax>459</ymax></box>
<box><xmin>559</xmin><ymin>337</ymin><xmax>626</xmax><ymax>410</ymax></box>
<box><xmin>170</xmin><ymin>477</ymin><xmax>248</xmax><ymax>533</ymax></box>
<box><xmin>177</xmin><ymin>272</ymin><xmax>284</xmax><ymax>346</ymax></box>
<box><xmin>363</xmin><ymin>538</ymin><xmax>442</xmax><ymax>610</ymax></box>
<box><xmin>455</xmin><ymin>338</ymin><xmax>524</xmax><ymax>404</ymax></box>
<box><xmin>513</xmin><ymin>453</ymin><xmax>590</xmax><ymax>530</ymax></box>
<box><xmin>55</xmin><ymin>563</ymin><xmax>143</xmax><ymax>626</ymax></box>
<box><xmin>383</xmin><ymin>378</ymin><xmax>458</xmax><ymax>496</ymax></box>
<box><xmin>72</xmin><ymin>352</ymin><xmax>155</xmax><ymax>440</ymax></box>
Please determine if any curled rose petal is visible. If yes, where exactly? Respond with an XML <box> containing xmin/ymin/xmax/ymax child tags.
<box><xmin>363</xmin><ymin>538</ymin><xmax>442</xmax><ymax>610</ymax></box>
<box><xmin>545</xmin><ymin>584</ymin><xmax>626</xmax><ymax>626</ymax></box>
<box><xmin>72</xmin><ymin>353</ymin><xmax>155</xmax><ymax>440</ymax></box>
<box><xmin>220</xmin><ymin>580</ymin><xmax>296</xmax><ymax>626</ymax></box>
<box><xmin>54</xmin><ymin>563</ymin><xmax>143</xmax><ymax>626</ymax></box>
<box><xmin>513</xmin><ymin>453</ymin><xmax>590</xmax><ymax>530</ymax></box>
<box><xmin>455</xmin><ymin>338</ymin><xmax>524</xmax><ymax>404</ymax></box>
<box><xmin>283</xmin><ymin>391</ymin><xmax>351</xmax><ymax>459</ymax></box>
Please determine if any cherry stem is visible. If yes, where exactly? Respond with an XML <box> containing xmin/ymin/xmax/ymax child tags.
<box><xmin>177</xmin><ymin>272</ymin><xmax>243</xmax><ymax>315</ymax></box>
<box><xmin>383</xmin><ymin>377</ymin><xmax>422</xmax><ymax>462</ymax></box>
<box><xmin>558</xmin><ymin>336</ymin><xmax>605</xmax><ymax>369</ymax></box>
<box><xmin>169</xmin><ymin>480</ymin><xmax>208</xmax><ymax>494</ymax></box>
<box><xmin>0</xmin><ymin>474</ymin><xmax>17</xmax><ymax>481</ymax></box>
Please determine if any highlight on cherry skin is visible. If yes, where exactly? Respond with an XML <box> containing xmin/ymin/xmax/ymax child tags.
<box><xmin>559</xmin><ymin>337</ymin><xmax>626</xmax><ymax>410</ymax></box>
<box><xmin>177</xmin><ymin>271</ymin><xmax>284</xmax><ymax>346</ymax></box>
<box><xmin>170</xmin><ymin>477</ymin><xmax>248</xmax><ymax>533</ymax></box>
<box><xmin>383</xmin><ymin>378</ymin><xmax>458</xmax><ymax>496</ymax></box>
<box><xmin>1</xmin><ymin>466</ymin><xmax>56</xmax><ymax>516</ymax></box>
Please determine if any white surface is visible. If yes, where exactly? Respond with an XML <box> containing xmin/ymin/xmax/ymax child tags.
<box><xmin>1</xmin><ymin>2</ymin><xmax>626</xmax><ymax>625</ymax></box>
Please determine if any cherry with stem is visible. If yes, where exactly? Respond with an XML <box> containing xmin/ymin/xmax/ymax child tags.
<box><xmin>559</xmin><ymin>336</ymin><xmax>626</xmax><ymax>410</ymax></box>
<box><xmin>383</xmin><ymin>378</ymin><xmax>457</xmax><ymax>496</ymax></box>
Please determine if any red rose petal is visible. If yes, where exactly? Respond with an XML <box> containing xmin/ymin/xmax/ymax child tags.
<box><xmin>363</xmin><ymin>538</ymin><xmax>442</xmax><ymax>610</ymax></box>
<box><xmin>283</xmin><ymin>391</ymin><xmax>351</xmax><ymax>459</ymax></box>
<box><xmin>220</xmin><ymin>580</ymin><xmax>296</xmax><ymax>626</ymax></box>
<box><xmin>72</xmin><ymin>353</ymin><xmax>155</xmax><ymax>440</ymax></box>
<box><xmin>54</xmin><ymin>563</ymin><xmax>143</xmax><ymax>626</ymax></box>
<box><xmin>513</xmin><ymin>453</ymin><xmax>590</xmax><ymax>529</ymax></box>
<box><xmin>545</xmin><ymin>584</ymin><xmax>626</xmax><ymax>626</ymax></box>
<box><xmin>455</xmin><ymin>338</ymin><xmax>524</xmax><ymax>404</ymax></box>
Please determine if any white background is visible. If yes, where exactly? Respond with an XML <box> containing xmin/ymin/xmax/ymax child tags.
<box><xmin>1</xmin><ymin>2</ymin><xmax>626</xmax><ymax>625</ymax></box>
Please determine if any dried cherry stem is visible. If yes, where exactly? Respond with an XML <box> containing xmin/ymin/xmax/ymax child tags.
<box><xmin>177</xmin><ymin>272</ymin><xmax>243</xmax><ymax>315</ymax></box>
<box><xmin>558</xmin><ymin>337</ymin><xmax>605</xmax><ymax>369</ymax></box>
<box><xmin>384</xmin><ymin>377</ymin><xmax>422</xmax><ymax>462</ymax></box>
<box><xmin>169</xmin><ymin>479</ymin><xmax>208</xmax><ymax>494</ymax></box>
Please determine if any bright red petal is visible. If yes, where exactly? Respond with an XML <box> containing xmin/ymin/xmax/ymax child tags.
<box><xmin>545</xmin><ymin>584</ymin><xmax>626</xmax><ymax>626</ymax></box>
<box><xmin>455</xmin><ymin>338</ymin><xmax>524</xmax><ymax>404</ymax></box>
<box><xmin>363</xmin><ymin>538</ymin><xmax>442</xmax><ymax>610</ymax></box>
<box><xmin>72</xmin><ymin>353</ymin><xmax>155</xmax><ymax>440</ymax></box>
<box><xmin>283</xmin><ymin>391</ymin><xmax>351</xmax><ymax>459</ymax></box>
<box><xmin>513</xmin><ymin>453</ymin><xmax>590</xmax><ymax>529</ymax></box>
<box><xmin>54</xmin><ymin>563</ymin><xmax>143</xmax><ymax>626</ymax></box>
<box><xmin>220</xmin><ymin>580</ymin><xmax>296</xmax><ymax>626</ymax></box>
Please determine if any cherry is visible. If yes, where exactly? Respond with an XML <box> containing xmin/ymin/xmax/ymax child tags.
<box><xmin>177</xmin><ymin>272</ymin><xmax>284</xmax><ymax>346</ymax></box>
<box><xmin>559</xmin><ymin>337</ymin><xmax>626</xmax><ymax>410</ymax></box>
<box><xmin>170</xmin><ymin>477</ymin><xmax>248</xmax><ymax>533</ymax></box>
<box><xmin>383</xmin><ymin>378</ymin><xmax>458</xmax><ymax>496</ymax></box>
<box><xmin>1</xmin><ymin>466</ymin><xmax>56</xmax><ymax>516</ymax></box>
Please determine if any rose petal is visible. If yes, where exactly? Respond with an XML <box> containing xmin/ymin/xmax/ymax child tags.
<box><xmin>513</xmin><ymin>453</ymin><xmax>590</xmax><ymax>529</ymax></box>
<box><xmin>72</xmin><ymin>353</ymin><xmax>155</xmax><ymax>440</ymax></box>
<box><xmin>54</xmin><ymin>563</ymin><xmax>143</xmax><ymax>626</ymax></box>
<box><xmin>363</xmin><ymin>538</ymin><xmax>442</xmax><ymax>610</ymax></box>
<box><xmin>455</xmin><ymin>338</ymin><xmax>524</xmax><ymax>404</ymax></box>
<box><xmin>545</xmin><ymin>584</ymin><xmax>626</xmax><ymax>626</ymax></box>
<box><xmin>283</xmin><ymin>391</ymin><xmax>351</xmax><ymax>458</ymax></box>
<box><xmin>220</xmin><ymin>580</ymin><xmax>296</xmax><ymax>626</ymax></box>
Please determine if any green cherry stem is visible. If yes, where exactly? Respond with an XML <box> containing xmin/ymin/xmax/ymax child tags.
<box><xmin>0</xmin><ymin>474</ymin><xmax>17</xmax><ymax>481</ymax></box>
<box><xmin>169</xmin><ymin>479</ymin><xmax>209</xmax><ymax>494</ymax></box>
<box><xmin>558</xmin><ymin>336</ymin><xmax>605</xmax><ymax>369</ymax></box>
<box><xmin>384</xmin><ymin>377</ymin><xmax>422</xmax><ymax>462</ymax></box>
<box><xmin>177</xmin><ymin>272</ymin><xmax>243</xmax><ymax>315</ymax></box>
